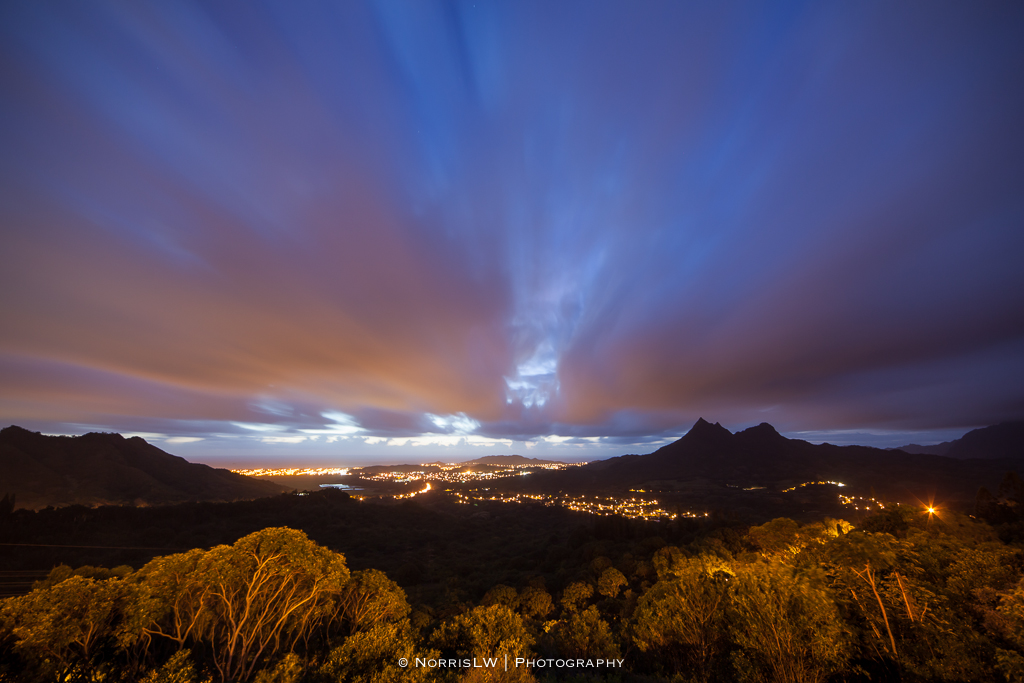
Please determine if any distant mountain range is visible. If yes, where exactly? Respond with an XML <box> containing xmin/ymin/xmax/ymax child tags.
<box><xmin>532</xmin><ymin>418</ymin><xmax>1024</xmax><ymax>504</ymax></box>
<box><xmin>4</xmin><ymin>419</ymin><xmax>1021</xmax><ymax>511</ymax></box>
<box><xmin>0</xmin><ymin>426</ymin><xmax>287</xmax><ymax>510</ymax></box>
<box><xmin>894</xmin><ymin>421</ymin><xmax>1024</xmax><ymax>458</ymax></box>
<box><xmin>456</xmin><ymin>455</ymin><xmax>563</xmax><ymax>466</ymax></box>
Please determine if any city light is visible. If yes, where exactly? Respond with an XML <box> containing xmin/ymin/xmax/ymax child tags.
<box><xmin>444</xmin><ymin>489</ymin><xmax>700</xmax><ymax>521</ymax></box>
<box><xmin>781</xmin><ymin>480</ymin><xmax>846</xmax><ymax>492</ymax></box>
<box><xmin>232</xmin><ymin>466</ymin><xmax>350</xmax><ymax>477</ymax></box>
<box><xmin>395</xmin><ymin>482</ymin><xmax>432</xmax><ymax>499</ymax></box>
<box><xmin>839</xmin><ymin>493</ymin><xmax>885</xmax><ymax>511</ymax></box>
<box><xmin>353</xmin><ymin>461</ymin><xmax>585</xmax><ymax>485</ymax></box>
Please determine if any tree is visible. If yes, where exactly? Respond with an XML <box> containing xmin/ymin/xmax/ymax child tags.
<box><xmin>199</xmin><ymin>528</ymin><xmax>349</xmax><ymax>681</ymax></box>
<box><xmin>597</xmin><ymin>568</ymin><xmax>627</xmax><ymax>599</ymax></box>
<box><xmin>819</xmin><ymin>527</ymin><xmax>997</xmax><ymax>680</ymax></box>
<box><xmin>860</xmin><ymin>507</ymin><xmax>913</xmax><ymax>538</ymax></box>
<box><xmin>432</xmin><ymin>605</ymin><xmax>535</xmax><ymax>683</ymax></box>
<box><xmin>632</xmin><ymin>556</ymin><xmax>731</xmax><ymax>682</ymax></box>
<box><xmin>139</xmin><ymin>527</ymin><xmax>349</xmax><ymax>682</ymax></box>
<box><xmin>34</xmin><ymin>563</ymin><xmax>134</xmax><ymax>591</ymax></box>
<box><xmin>517</xmin><ymin>588</ymin><xmax>552</xmax><ymax>620</ymax></box>
<box><xmin>550</xmin><ymin>606</ymin><xmax>619</xmax><ymax>660</ymax></box>
<box><xmin>319</xmin><ymin>621</ymin><xmax>438</xmax><ymax>683</ymax></box>
<box><xmin>747</xmin><ymin>518</ymin><xmax>802</xmax><ymax>558</ymax></box>
<box><xmin>1</xmin><ymin>574</ymin><xmax>148</xmax><ymax>682</ymax></box>
<box><xmin>728</xmin><ymin>563</ymin><xmax>850</xmax><ymax>683</ymax></box>
<box><xmin>559</xmin><ymin>582</ymin><xmax>593</xmax><ymax>613</ymax></box>
<box><xmin>140</xmin><ymin>649</ymin><xmax>211</xmax><ymax>683</ymax></box>
<box><xmin>994</xmin><ymin>580</ymin><xmax>1024</xmax><ymax>682</ymax></box>
<box><xmin>337</xmin><ymin>569</ymin><xmax>411</xmax><ymax>635</ymax></box>
<box><xmin>136</xmin><ymin>549</ymin><xmax>209</xmax><ymax>651</ymax></box>
<box><xmin>480</xmin><ymin>585</ymin><xmax>519</xmax><ymax>611</ymax></box>
<box><xmin>0</xmin><ymin>493</ymin><xmax>14</xmax><ymax>520</ymax></box>
<box><xmin>651</xmin><ymin>545</ymin><xmax>688</xmax><ymax>580</ymax></box>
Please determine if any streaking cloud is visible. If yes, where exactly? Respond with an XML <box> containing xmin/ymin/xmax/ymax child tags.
<box><xmin>427</xmin><ymin>413</ymin><xmax>481</xmax><ymax>435</ymax></box>
<box><xmin>1</xmin><ymin>1</ymin><xmax>1022</xmax><ymax>463</ymax></box>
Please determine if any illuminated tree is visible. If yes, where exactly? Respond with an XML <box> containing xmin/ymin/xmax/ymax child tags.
<box><xmin>136</xmin><ymin>548</ymin><xmax>209</xmax><ymax>650</ymax></box>
<box><xmin>1</xmin><ymin>574</ymin><xmax>148</xmax><ymax>681</ymax></box>
<box><xmin>944</xmin><ymin>543</ymin><xmax>1020</xmax><ymax>600</ymax></box>
<box><xmin>817</xmin><ymin>529</ymin><xmax>908</xmax><ymax>663</ymax></box>
<box><xmin>337</xmin><ymin>569</ymin><xmax>411</xmax><ymax>635</ymax></box>
<box><xmin>199</xmin><ymin>528</ymin><xmax>349</xmax><ymax>681</ymax></box>
<box><xmin>817</xmin><ymin>526</ymin><xmax>997</xmax><ymax>681</ymax></box>
<box><xmin>139</xmin><ymin>527</ymin><xmax>349</xmax><ymax>682</ymax></box>
<box><xmin>550</xmin><ymin>606</ymin><xmax>619</xmax><ymax>660</ymax></box>
<box><xmin>252</xmin><ymin>653</ymin><xmax>303</xmax><ymax>683</ymax></box>
<box><xmin>517</xmin><ymin>588</ymin><xmax>552</xmax><ymax>620</ymax></box>
<box><xmin>597</xmin><ymin>568</ymin><xmax>627</xmax><ymax>599</ymax></box>
<box><xmin>559</xmin><ymin>582</ymin><xmax>593</xmax><ymax>613</ymax></box>
<box><xmin>632</xmin><ymin>556</ymin><xmax>731</xmax><ymax>682</ymax></box>
<box><xmin>728</xmin><ymin>562</ymin><xmax>850</xmax><ymax>683</ymax></box>
<box><xmin>140</xmin><ymin>649</ymin><xmax>210</xmax><ymax>683</ymax></box>
<box><xmin>651</xmin><ymin>546</ymin><xmax>688</xmax><ymax>580</ymax></box>
<box><xmin>991</xmin><ymin>580</ymin><xmax>1024</xmax><ymax>681</ymax></box>
<box><xmin>480</xmin><ymin>585</ymin><xmax>519</xmax><ymax>611</ymax></box>
<box><xmin>432</xmin><ymin>604</ymin><xmax>535</xmax><ymax>682</ymax></box>
<box><xmin>319</xmin><ymin>621</ymin><xmax>437</xmax><ymax>683</ymax></box>
<box><xmin>747</xmin><ymin>518</ymin><xmax>802</xmax><ymax>558</ymax></box>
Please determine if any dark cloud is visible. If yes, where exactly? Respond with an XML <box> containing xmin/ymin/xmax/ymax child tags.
<box><xmin>1</xmin><ymin>1</ymin><xmax>1022</xmax><ymax>461</ymax></box>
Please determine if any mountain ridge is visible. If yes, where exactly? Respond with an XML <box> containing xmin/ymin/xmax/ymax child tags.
<box><xmin>527</xmin><ymin>418</ymin><xmax>1024</xmax><ymax>504</ymax></box>
<box><xmin>894</xmin><ymin>421</ymin><xmax>1024</xmax><ymax>459</ymax></box>
<box><xmin>0</xmin><ymin>426</ymin><xmax>287</xmax><ymax>510</ymax></box>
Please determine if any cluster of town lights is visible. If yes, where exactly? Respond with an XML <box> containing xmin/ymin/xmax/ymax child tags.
<box><xmin>446</xmin><ymin>489</ymin><xmax>706</xmax><ymax>521</ymax></box>
<box><xmin>394</xmin><ymin>482</ymin><xmax>431</xmax><ymax>499</ymax></box>
<box><xmin>781</xmin><ymin>480</ymin><xmax>846</xmax><ymax>493</ymax></box>
<box><xmin>238</xmin><ymin>468</ymin><xmax>909</xmax><ymax>522</ymax></box>
<box><xmin>232</xmin><ymin>466</ymin><xmax>350</xmax><ymax>477</ymax></box>
<box><xmin>839</xmin><ymin>493</ymin><xmax>885</xmax><ymax>511</ymax></box>
<box><xmin>780</xmin><ymin>480</ymin><xmax>887</xmax><ymax>512</ymax></box>
<box><xmin>351</xmin><ymin>462</ymin><xmax>584</xmax><ymax>485</ymax></box>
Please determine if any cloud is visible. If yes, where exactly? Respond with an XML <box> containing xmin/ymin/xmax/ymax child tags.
<box><xmin>0</xmin><ymin>1</ymin><xmax>1022</xmax><ymax>461</ymax></box>
<box><xmin>426</xmin><ymin>412</ymin><xmax>480</xmax><ymax>435</ymax></box>
<box><xmin>299</xmin><ymin>411</ymin><xmax>364</xmax><ymax>436</ymax></box>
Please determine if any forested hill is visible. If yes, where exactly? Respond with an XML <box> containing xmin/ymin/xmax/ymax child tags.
<box><xmin>0</xmin><ymin>426</ymin><xmax>286</xmax><ymax>509</ymax></box>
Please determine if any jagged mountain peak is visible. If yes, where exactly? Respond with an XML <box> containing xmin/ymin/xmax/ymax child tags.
<box><xmin>736</xmin><ymin>422</ymin><xmax>787</xmax><ymax>442</ymax></box>
<box><xmin>681</xmin><ymin>417</ymin><xmax>733</xmax><ymax>441</ymax></box>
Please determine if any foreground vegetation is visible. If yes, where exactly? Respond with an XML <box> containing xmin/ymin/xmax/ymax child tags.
<box><xmin>2</xmin><ymin>482</ymin><xmax>1024</xmax><ymax>682</ymax></box>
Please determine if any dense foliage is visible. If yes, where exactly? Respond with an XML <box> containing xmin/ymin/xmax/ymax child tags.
<box><xmin>2</xmin><ymin>489</ymin><xmax>1024</xmax><ymax>682</ymax></box>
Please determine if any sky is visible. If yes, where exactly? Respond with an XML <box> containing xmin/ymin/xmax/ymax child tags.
<box><xmin>1</xmin><ymin>1</ymin><xmax>1023</xmax><ymax>466</ymax></box>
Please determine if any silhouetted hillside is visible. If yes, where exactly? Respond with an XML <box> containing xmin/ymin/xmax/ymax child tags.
<box><xmin>0</xmin><ymin>426</ymin><xmax>287</xmax><ymax>509</ymax></box>
<box><xmin>895</xmin><ymin>421</ymin><xmax>1024</xmax><ymax>458</ymax></box>
<box><xmin>893</xmin><ymin>442</ymin><xmax>951</xmax><ymax>456</ymax></box>
<box><xmin>526</xmin><ymin>418</ymin><xmax>1022</xmax><ymax>505</ymax></box>
<box><xmin>947</xmin><ymin>421</ymin><xmax>1024</xmax><ymax>458</ymax></box>
<box><xmin>896</xmin><ymin>421</ymin><xmax>1024</xmax><ymax>460</ymax></box>
<box><xmin>460</xmin><ymin>454</ymin><xmax>563</xmax><ymax>466</ymax></box>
